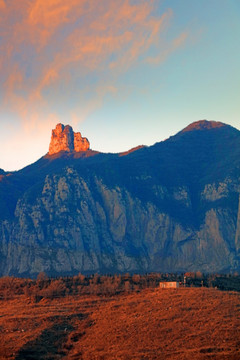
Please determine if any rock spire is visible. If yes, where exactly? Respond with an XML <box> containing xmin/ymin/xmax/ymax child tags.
<box><xmin>49</xmin><ymin>123</ymin><xmax>90</xmax><ymax>155</ymax></box>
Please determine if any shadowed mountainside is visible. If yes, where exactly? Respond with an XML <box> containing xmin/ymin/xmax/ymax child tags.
<box><xmin>1</xmin><ymin>120</ymin><xmax>240</xmax><ymax>276</ymax></box>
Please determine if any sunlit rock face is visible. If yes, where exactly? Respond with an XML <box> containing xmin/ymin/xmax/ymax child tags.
<box><xmin>49</xmin><ymin>123</ymin><xmax>90</xmax><ymax>155</ymax></box>
<box><xmin>74</xmin><ymin>132</ymin><xmax>90</xmax><ymax>152</ymax></box>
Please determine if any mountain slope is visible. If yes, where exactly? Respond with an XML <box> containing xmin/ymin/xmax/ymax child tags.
<box><xmin>0</xmin><ymin>120</ymin><xmax>240</xmax><ymax>276</ymax></box>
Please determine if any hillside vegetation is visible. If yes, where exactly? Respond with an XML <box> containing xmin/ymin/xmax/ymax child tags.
<box><xmin>0</xmin><ymin>274</ymin><xmax>239</xmax><ymax>359</ymax></box>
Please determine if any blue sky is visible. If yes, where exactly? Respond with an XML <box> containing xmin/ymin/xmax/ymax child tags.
<box><xmin>0</xmin><ymin>0</ymin><xmax>239</xmax><ymax>171</ymax></box>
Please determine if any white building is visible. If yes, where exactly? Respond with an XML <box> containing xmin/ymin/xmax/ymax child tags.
<box><xmin>159</xmin><ymin>281</ymin><xmax>179</xmax><ymax>288</ymax></box>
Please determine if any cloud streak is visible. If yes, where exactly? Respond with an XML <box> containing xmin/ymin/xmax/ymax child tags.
<box><xmin>146</xmin><ymin>31</ymin><xmax>189</xmax><ymax>65</ymax></box>
<box><xmin>0</xmin><ymin>0</ymin><xmax>188</xmax><ymax>131</ymax></box>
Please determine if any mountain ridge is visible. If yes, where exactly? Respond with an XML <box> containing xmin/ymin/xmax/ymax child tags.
<box><xmin>179</xmin><ymin>119</ymin><xmax>228</xmax><ymax>133</ymax></box>
<box><xmin>0</xmin><ymin>120</ymin><xmax>240</xmax><ymax>276</ymax></box>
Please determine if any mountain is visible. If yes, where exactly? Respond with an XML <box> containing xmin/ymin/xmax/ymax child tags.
<box><xmin>0</xmin><ymin>120</ymin><xmax>240</xmax><ymax>277</ymax></box>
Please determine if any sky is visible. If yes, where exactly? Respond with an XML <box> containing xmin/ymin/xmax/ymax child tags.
<box><xmin>0</xmin><ymin>0</ymin><xmax>239</xmax><ymax>171</ymax></box>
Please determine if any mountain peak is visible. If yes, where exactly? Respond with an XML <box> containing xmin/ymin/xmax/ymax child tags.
<box><xmin>180</xmin><ymin>120</ymin><xmax>227</xmax><ymax>134</ymax></box>
<box><xmin>49</xmin><ymin>123</ymin><xmax>90</xmax><ymax>155</ymax></box>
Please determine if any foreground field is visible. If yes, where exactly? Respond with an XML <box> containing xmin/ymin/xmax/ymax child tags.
<box><xmin>0</xmin><ymin>288</ymin><xmax>239</xmax><ymax>360</ymax></box>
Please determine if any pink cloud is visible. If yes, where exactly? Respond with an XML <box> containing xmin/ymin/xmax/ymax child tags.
<box><xmin>0</xmin><ymin>0</ymin><xmax>188</xmax><ymax>128</ymax></box>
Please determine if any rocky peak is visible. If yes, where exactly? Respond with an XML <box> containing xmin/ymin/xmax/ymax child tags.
<box><xmin>180</xmin><ymin>120</ymin><xmax>227</xmax><ymax>134</ymax></box>
<box><xmin>49</xmin><ymin>124</ymin><xmax>90</xmax><ymax>155</ymax></box>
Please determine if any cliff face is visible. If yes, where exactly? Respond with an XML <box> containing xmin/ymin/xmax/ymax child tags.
<box><xmin>0</xmin><ymin>120</ymin><xmax>240</xmax><ymax>276</ymax></box>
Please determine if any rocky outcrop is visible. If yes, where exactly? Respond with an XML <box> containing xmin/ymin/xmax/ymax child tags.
<box><xmin>180</xmin><ymin>119</ymin><xmax>226</xmax><ymax>133</ymax></box>
<box><xmin>200</xmin><ymin>179</ymin><xmax>240</xmax><ymax>202</ymax></box>
<box><xmin>49</xmin><ymin>123</ymin><xmax>90</xmax><ymax>155</ymax></box>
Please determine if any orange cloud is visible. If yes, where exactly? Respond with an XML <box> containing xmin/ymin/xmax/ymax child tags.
<box><xmin>0</xmin><ymin>0</ymin><xmax>6</xmax><ymax>9</ymax></box>
<box><xmin>0</xmin><ymin>0</ymin><xmax>188</xmax><ymax>129</ymax></box>
<box><xmin>28</xmin><ymin>0</ymin><xmax>71</xmax><ymax>26</ymax></box>
<box><xmin>4</xmin><ymin>66</ymin><xmax>23</xmax><ymax>93</ymax></box>
<box><xmin>27</xmin><ymin>0</ymin><xmax>86</xmax><ymax>47</ymax></box>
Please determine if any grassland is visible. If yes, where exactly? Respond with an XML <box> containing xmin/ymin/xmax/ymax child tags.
<box><xmin>0</xmin><ymin>287</ymin><xmax>239</xmax><ymax>359</ymax></box>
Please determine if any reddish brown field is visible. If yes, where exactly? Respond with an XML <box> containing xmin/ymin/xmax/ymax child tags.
<box><xmin>0</xmin><ymin>288</ymin><xmax>239</xmax><ymax>360</ymax></box>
